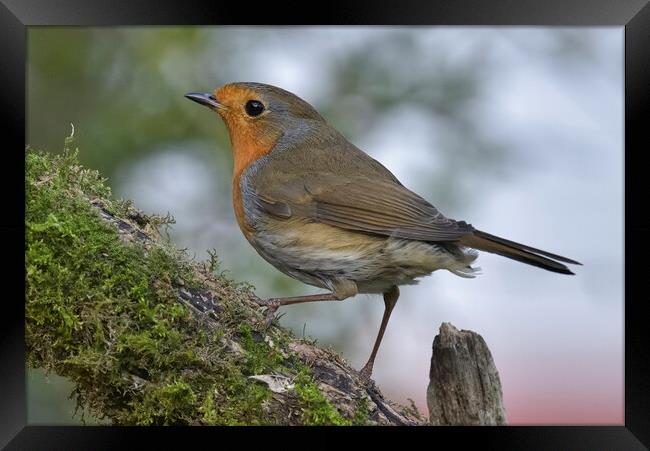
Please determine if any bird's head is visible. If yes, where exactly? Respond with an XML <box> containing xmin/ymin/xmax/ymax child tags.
<box><xmin>186</xmin><ymin>82</ymin><xmax>326</xmax><ymax>174</ymax></box>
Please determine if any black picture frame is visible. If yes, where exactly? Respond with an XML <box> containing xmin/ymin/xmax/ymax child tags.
<box><xmin>2</xmin><ymin>1</ymin><xmax>648</xmax><ymax>449</ymax></box>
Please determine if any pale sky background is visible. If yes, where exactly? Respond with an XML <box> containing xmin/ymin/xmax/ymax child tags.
<box><xmin>29</xmin><ymin>27</ymin><xmax>624</xmax><ymax>424</ymax></box>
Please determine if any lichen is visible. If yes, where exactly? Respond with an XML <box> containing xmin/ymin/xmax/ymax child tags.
<box><xmin>25</xmin><ymin>143</ymin><xmax>362</xmax><ymax>425</ymax></box>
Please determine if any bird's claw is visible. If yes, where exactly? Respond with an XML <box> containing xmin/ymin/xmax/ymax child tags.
<box><xmin>263</xmin><ymin>303</ymin><xmax>279</xmax><ymax>329</ymax></box>
<box><xmin>251</xmin><ymin>297</ymin><xmax>281</xmax><ymax>330</ymax></box>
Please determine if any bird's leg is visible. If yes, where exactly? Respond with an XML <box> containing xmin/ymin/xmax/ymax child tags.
<box><xmin>359</xmin><ymin>285</ymin><xmax>400</xmax><ymax>383</ymax></box>
<box><xmin>253</xmin><ymin>280</ymin><xmax>357</xmax><ymax>328</ymax></box>
<box><xmin>255</xmin><ymin>292</ymin><xmax>341</xmax><ymax>328</ymax></box>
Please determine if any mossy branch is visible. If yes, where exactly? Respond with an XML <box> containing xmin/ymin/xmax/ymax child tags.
<box><xmin>25</xmin><ymin>146</ymin><xmax>424</xmax><ymax>426</ymax></box>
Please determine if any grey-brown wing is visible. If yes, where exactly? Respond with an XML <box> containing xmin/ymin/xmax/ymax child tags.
<box><xmin>253</xmin><ymin>171</ymin><xmax>474</xmax><ymax>242</ymax></box>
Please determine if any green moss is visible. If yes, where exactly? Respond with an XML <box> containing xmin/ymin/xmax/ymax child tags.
<box><xmin>352</xmin><ymin>397</ymin><xmax>370</xmax><ymax>425</ymax></box>
<box><xmin>237</xmin><ymin>323</ymin><xmax>355</xmax><ymax>426</ymax></box>
<box><xmin>25</xmin><ymin>143</ymin><xmax>362</xmax><ymax>425</ymax></box>
<box><xmin>130</xmin><ymin>380</ymin><xmax>198</xmax><ymax>425</ymax></box>
<box><xmin>238</xmin><ymin>323</ymin><xmax>285</xmax><ymax>374</ymax></box>
<box><xmin>196</xmin><ymin>372</ymin><xmax>272</xmax><ymax>426</ymax></box>
<box><xmin>293</xmin><ymin>365</ymin><xmax>352</xmax><ymax>426</ymax></box>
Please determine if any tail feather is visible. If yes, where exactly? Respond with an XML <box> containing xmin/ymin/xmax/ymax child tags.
<box><xmin>459</xmin><ymin>230</ymin><xmax>581</xmax><ymax>275</ymax></box>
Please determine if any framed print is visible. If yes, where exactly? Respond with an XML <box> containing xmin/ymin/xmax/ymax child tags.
<box><xmin>3</xmin><ymin>0</ymin><xmax>649</xmax><ymax>449</ymax></box>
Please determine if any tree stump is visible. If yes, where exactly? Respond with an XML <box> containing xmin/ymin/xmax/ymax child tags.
<box><xmin>427</xmin><ymin>322</ymin><xmax>507</xmax><ymax>425</ymax></box>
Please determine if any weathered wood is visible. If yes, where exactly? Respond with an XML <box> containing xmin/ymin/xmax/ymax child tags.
<box><xmin>427</xmin><ymin>322</ymin><xmax>507</xmax><ymax>425</ymax></box>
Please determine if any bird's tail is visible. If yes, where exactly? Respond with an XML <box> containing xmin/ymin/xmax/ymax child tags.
<box><xmin>458</xmin><ymin>230</ymin><xmax>581</xmax><ymax>275</ymax></box>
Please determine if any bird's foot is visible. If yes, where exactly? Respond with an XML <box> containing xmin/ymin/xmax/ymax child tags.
<box><xmin>251</xmin><ymin>296</ymin><xmax>281</xmax><ymax>329</ymax></box>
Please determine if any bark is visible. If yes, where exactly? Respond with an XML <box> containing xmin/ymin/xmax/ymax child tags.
<box><xmin>427</xmin><ymin>322</ymin><xmax>507</xmax><ymax>425</ymax></box>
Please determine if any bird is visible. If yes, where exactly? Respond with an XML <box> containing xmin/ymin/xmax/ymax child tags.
<box><xmin>185</xmin><ymin>82</ymin><xmax>581</xmax><ymax>382</ymax></box>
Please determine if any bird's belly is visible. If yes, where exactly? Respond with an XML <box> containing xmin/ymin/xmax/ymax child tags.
<box><xmin>248</xmin><ymin>218</ymin><xmax>473</xmax><ymax>293</ymax></box>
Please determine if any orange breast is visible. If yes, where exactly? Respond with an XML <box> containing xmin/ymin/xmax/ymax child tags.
<box><xmin>229</xmin><ymin>121</ymin><xmax>280</xmax><ymax>240</ymax></box>
<box><xmin>232</xmin><ymin>173</ymin><xmax>254</xmax><ymax>239</ymax></box>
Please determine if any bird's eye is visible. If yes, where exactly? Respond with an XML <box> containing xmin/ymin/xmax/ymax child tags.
<box><xmin>245</xmin><ymin>100</ymin><xmax>265</xmax><ymax>117</ymax></box>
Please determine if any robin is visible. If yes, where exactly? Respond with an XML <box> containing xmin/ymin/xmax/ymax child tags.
<box><xmin>185</xmin><ymin>82</ymin><xmax>581</xmax><ymax>382</ymax></box>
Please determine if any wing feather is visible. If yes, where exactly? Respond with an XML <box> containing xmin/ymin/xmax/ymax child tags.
<box><xmin>254</xmin><ymin>171</ymin><xmax>474</xmax><ymax>242</ymax></box>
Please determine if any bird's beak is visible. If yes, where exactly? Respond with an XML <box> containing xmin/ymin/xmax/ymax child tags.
<box><xmin>185</xmin><ymin>92</ymin><xmax>225</xmax><ymax>111</ymax></box>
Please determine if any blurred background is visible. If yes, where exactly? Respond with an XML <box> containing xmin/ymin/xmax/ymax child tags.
<box><xmin>26</xmin><ymin>26</ymin><xmax>623</xmax><ymax>425</ymax></box>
